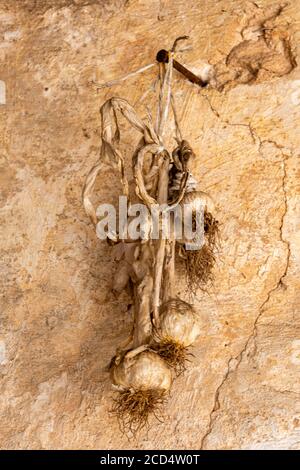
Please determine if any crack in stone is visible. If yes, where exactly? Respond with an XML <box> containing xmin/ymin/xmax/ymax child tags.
<box><xmin>199</xmin><ymin>110</ymin><xmax>292</xmax><ymax>450</ymax></box>
<box><xmin>262</xmin><ymin>384</ymin><xmax>300</xmax><ymax>397</ymax></box>
<box><xmin>249</xmin><ymin>132</ymin><xmax>292</xmax><ymax>284</ymax></box>
<box><xmin>200</xmin><ymin>260</ymin><xmax>290</xmax><ymax>448</ymax></box>
<box><xmin>202</xmin><ymin>93</ymin><xmax>257</xmax><ymax>144</ymax></box>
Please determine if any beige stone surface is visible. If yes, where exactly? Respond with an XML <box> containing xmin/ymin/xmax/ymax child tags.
<box><xmin>0</xmin><ymin>0</ymin><xmax>299</xmax><ymax>449</ymax></box>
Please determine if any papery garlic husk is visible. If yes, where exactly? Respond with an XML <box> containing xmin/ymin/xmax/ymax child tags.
<box><xmin>111</xmin><ymin>348</ymin><xmax>172</xmax><ymax>392</ymax></box>
<box><xmin>182</xmin><ymin>190</ymin><xmax>215</xmax><ymax>215</ymax></box>
<box><xmin>111</xmin><ymin>242</ymin><xmax>138</xmax><ymax>293</ymax></box>
<box><xmin>159</xmin><ymin>299</ymin><xmax>200</xmax><ymax>347</ymax></box>
<box><xmin>111</xmin><ymin>348</ymin><xmax>172</xmax><ymax>434</ymax></box>
<box><xmin>178</xmin><ymin>190</ymin><xmax>217</xmax><ymax>248</ymax></box>
<box><xmin>152</xmin><ymin>299</ymin><xmax>200</xmax><ymax>376</ymax></box>
<box><xmin>177</xmin><ymin>190</ymin><xmax>219</xmax><ymax>293</ymax></box>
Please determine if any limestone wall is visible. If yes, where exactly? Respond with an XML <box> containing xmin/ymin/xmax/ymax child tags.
<box><xmin>0</xmin><ymin>0</ymin><xmax>299</xmax><ymax>449</ymax></box>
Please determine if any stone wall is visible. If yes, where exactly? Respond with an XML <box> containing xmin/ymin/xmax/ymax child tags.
<box><xmin>0</xmin><ymin>0</ymin><xmax>299</xmax><ymax>449</ymax></box>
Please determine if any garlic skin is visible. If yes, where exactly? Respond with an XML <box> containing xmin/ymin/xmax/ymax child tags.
<box><xmin>182</xmin><ymin>190</ymin><xmax>215</xmax><ymax>218</ymax></box>
<box><xmin>178</xmin><ymin>190</ymin><xmax>215</xmax><ymax>248</ymax></box>
<box><xmin>111</xmin><ymin>349</ymin><xmax>172</xmax><ymax>392</ymax></box>
<box><xmin>159</xmin><ymin>301</ymin><xmax>200</xmax><ymax>347</ymax></box>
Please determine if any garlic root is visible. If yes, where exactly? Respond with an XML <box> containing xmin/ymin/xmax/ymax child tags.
<box><xmin>112</xmin><ymin>388</ymin><xmax>167</xmax><ymax>435</ymax></box>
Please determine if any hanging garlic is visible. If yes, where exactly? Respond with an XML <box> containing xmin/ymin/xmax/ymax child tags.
<box><xmin>159</xmin><ymin>299</ymin><xmax>200</xmax><ymax>347</ymax></box>
<box><xmin>111</xmin><ymin>347</ymin><xmax>172</xmax><ymax>392</ymax></box>
<box><xmin>176</xmin><ymin>189</ymin><xmax>219</xmax><ymax>293</ymax></box>
<box><xmin>111</xmin><ymin>242</ymin><xmax>138</xmax><ymax>294</ymax></box>
<box><xmin>182</xmin><ymin>190</ymin><xmax>215</xmax><ymax>214</ymax></box>
<box><xmin>178</xmin><ymin>190</ymin><xmax>216</xmax><ymax>248</ymax></box>
<box><xmin>82</xmin><ymin>36</ymin><xmax>221</xmax><ymax>433</ymax></box>
<box><xmin>151</xmin><ymin>299</ymin><xmax>201</xmax><ymax>375</ymax></box>
<box><xmin>110</xmin><ymin>346</ymin><xmax>172</xmax><ymax>434</ymax></box>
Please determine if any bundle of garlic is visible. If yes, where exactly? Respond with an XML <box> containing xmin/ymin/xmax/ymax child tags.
<box><xmin>83</xmin><ymin>38</ymin><xmax>219</xmax><ymax>434</ymax></box>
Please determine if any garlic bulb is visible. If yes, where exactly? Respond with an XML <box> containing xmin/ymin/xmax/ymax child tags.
<box><xmin>111</xmin><ymin>348</ymin><xmax>172</xmax><ymax>392</ymax></box>
<box><xmin>159</xmin><ymin>299</ymin><xmax>200</xmax><ymax>347</ymax></box>
<box><xmin>177</xmin><ymin>190</ymin><xmax>216</xmax><ymax>249</ymax></box>
<box><xmin>182</xmin><ymin>190</ymin><xmax>215</xmax><ymax>215</ymax></box>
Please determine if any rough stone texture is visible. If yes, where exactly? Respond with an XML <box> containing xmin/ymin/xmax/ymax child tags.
<box><xmin>0</xmin><ymin>0</ymin><xmax>299</xmax><ymax>449</ymax></box>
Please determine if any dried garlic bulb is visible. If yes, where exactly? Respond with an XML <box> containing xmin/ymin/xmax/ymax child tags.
<box><xmin>159</xmin><ymin>299</ymin><xmax>200</xmax><ymax>347</ymax></box>
<box><xmin>177</xmin><ymin>190</ymin><xmax>219</xmax><ymax>293</ymax></box>
<box><xmin>178</xmin><ymin>190</ymin><xmax>216</xmax><ymax>247</ymax></box>
<box><xmin>182</xmin><ymin>189</ymin><xmax>215</xmax><ymax>213</ymax></box>
<box><xmin>151</xmin><ymin>299</ymin><xmax>200</xmax><ymax>376</ymax></box>
<box><xmin>111</xmin><ymin>348</ymin><xmax>172</xmax><ymax>433</ymax></box>
<box><xmin>111</xmin><ymin>348</ymin><xmax>172</xmax><ymax>392</ymax></box>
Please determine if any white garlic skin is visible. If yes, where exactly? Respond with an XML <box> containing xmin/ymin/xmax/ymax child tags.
<box><xmin>160</xmin><ymin>302</ymin><xmax>201</xmax><ymax>347</ymax></box>
<box><xmin>177</xmin><ymin>190</ymin><xmax>215</xmax><ymax>247</ymax></box>
<box><xmin>111</xmin><ymin>350</ymin><xmax>172</xmax><ymax>392</ymax></box>
<box><xmin>182</xmin><ymin>190</ymin><xmax>215</xmax><ymax>215</ymax></box>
